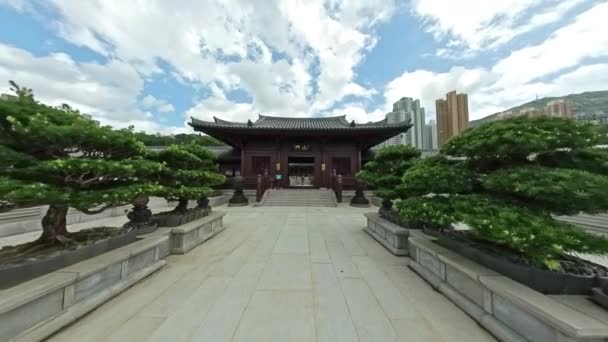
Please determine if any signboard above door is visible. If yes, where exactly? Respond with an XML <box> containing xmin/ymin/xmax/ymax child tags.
<box><xmin>291</xmin><ymin>144</ymin><xmax>311</xmax><ymax>152</ymax></box>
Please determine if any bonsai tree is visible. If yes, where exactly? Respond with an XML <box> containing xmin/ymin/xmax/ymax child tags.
<box><xmin>148</xmin><ymin>143</ymin><xmax>224</xmax><ymax>214</ymax></box>
<box><xmin>356</xmin><ymin>145</ymin><xmax>420</xmax><ymax>220</ymax></box>
<box><xmin>395</xmin><ymin>116</ymin><xmax>608</xmax><ymax>269</ymax></box>
<box><xmin>0</xmin><ymin>82</ymin><xmax>164</xmax><ymax>245</ymax></box>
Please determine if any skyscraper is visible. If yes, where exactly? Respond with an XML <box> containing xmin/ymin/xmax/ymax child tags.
<box><xmin>423</xmin><ymin>120</ymin><xmax>438</xmax><ymax>150</ymax></box>
<box><xmin>436</xmin><ymin>91</ymin><xmax>469</xmax><ymax>146</ymax></box>
<box><xmin>383</xmin><ymin>97</ymin><xmax>425</xmax><ymax>149</ymax></box>
<box><xmin>545</xmin><ymin>99</ymin><xmax>572</xmax><ymax>118</ymax></box>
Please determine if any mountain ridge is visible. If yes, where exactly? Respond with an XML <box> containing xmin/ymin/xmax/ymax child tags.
<box><xmin>470</xmin><ymin>90</ymin><xmax>608</xmax><ymax>127</ymax></box>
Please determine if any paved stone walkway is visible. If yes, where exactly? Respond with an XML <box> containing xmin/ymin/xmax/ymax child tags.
<box><xmin>49</xmin><ymin>205</ymin><xmax>496</xmax><ymax>342</ymax></box>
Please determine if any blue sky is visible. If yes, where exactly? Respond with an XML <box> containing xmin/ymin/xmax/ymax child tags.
<box><xmin>0</xmin><ymin>0</ymin><xmax>607</xmax><ymax>133</ymax></box>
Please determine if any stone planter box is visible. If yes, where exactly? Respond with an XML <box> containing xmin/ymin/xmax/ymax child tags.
<box><xmin>364</xmin><ymin>212</ymin><xmax>409</xmax><ymax>256</ymax></box>
<box><xmin>171</xmin><ymin>211</ymin><xmax>226</xmax><ymax>254</ymax></box>
<box><xmin>0</xmin><ymin>229</ymin><xmax>138</xmax><ymax>289</ymax></box>
<box><xmin>153</xmin><ymin>208</ymin><xmax>211</xmax><ymax>227</ymax></box>
<box><xmin>409</xmin><ymin>236</ymin><xmax>608</xmax><ymax>342</ymax></box>
<box><xmin>0</xmin><ymin>211</ymin><xmax>227</xmax><ymax>341</ymax></box>
<box><xmin>208</xmin><ymin>195</ymin><xmax>229</xmax><ymax>207</ymax></box>
<box><xmin>0</xmin><ymin>234</ymin><xmax>169</xmax><ymax>342</ymax></box>
<box><xmin>437</xmin><ymin>234</ymin><xmax>599</xmax><ymax>295</ymax></box>
<box><xmin>370</xmin><ymin>196</ymin><xmax>383</xmax><ymax>207</ymax></box>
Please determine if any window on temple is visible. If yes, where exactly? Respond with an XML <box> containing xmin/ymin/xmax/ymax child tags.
<box><xmin>251</xmin><ymin>156</ymin><xmax>270</xmax><ymax>175</ymax></box>
<box><xmin>332</xmin><ymin>157</ymin><xmax>351</xmax><ymax>176</ymax></box>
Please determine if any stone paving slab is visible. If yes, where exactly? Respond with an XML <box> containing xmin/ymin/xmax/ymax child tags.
<box><xmin>49</xmin><ymin>204</ymin><xmax>496</xmax><ymax>342</ymax></box>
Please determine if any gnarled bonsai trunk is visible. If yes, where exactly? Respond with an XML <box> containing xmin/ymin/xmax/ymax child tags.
<box><xmin>173</xmin><ymin>198</ymin><xmax>189</xmax><ymax>213</ymax></box>
<box><xmin>39</xmin><ymin>204</ymin><xmax>70</xmax><ymax>243</ymax></box>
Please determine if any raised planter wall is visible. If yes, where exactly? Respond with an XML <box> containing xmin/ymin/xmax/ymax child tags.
<box><xmin>0</xmin><ymin>229</ymin><xmax>138</xmax><ymax>289</ymax></box>
<box><xmin>0</xmin><ymin>211</ymin><xmax>226</xmax><ymax>342</ymax></box>
<box><xmin>408</xmin><ymin>235</ymin><xmax>608</xmax><ymax>342</ymax></box>
<box><xmin>0</xmin><ymin>234</ymin><xmax>168</xmax><ymax>342</ymax></box>
<box><xmin>370</xmin><ymin>196</ymin><xmax>383</xmax><ymax>207</ymax></box>
<box><xmin>208</xmin><ymin>195</ymin><xmax>229</xmax><ymax>207</ymax></box>
<box><xmin>171</xmin><ymin>211</ymin><xmax>226</xmax><ymax>254</ymax></box>
<box><xmin>364</xmin><ymin>212</ymin><xmax>409</xmax><ymax>256</ymax></box>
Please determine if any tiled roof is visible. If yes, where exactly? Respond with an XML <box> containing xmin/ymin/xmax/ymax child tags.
<box><xmin>204</xmin><ymin>145</ymin><xmax>239</xmax><ymax>158</ymax></box>
<box><xmin>146</xmin><ymin>145</ymin><xmax>239</xmax><ymax>160</ymax></box>
<box><xmin>190</xmin><ymin>115</ymin><xmax>410</xmax><ymax>130</ymax></box>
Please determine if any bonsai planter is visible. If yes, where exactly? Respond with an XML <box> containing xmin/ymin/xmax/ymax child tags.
<box><xmin>171</xmin><ymin>211</ymin><xmax>226</xmax><ymax>254</ymax></box>
<box><xmin>135</xmin><ymin>223</ymin><xmax>158</xmax><ymax>235</ymax></box>
<box><xmin>437</xmin><ymin>234</ymin><xmax>600</xmax><ymax>295</ymax></box>
<box><xmin>153</xmin><ymin>208</ymin><xmax>211</xmax><ymax>227</ymax></box>
<box><xmin>0</xmin><ymin>234</ymin><xmax>168</xmax><ymax>342</ymax></box>
<box><xmin>378</xmin><ymin>208</ymin><xmax>418</xmax><ymax>230</ymax></box>
<box><xmin>409</xmin><ymin>236</ymin><xmax>608</xmax><ymax>342</ymax></box>
<box><xmin>591</xmin><ymin>278</ymin><xmax>608</xmax><ymax>310</ymax></box>
<box><xmin>364</xmin><ymin>212</ymin><xmax>410</xmax><ymax>256</ymax></box>
<box><xmin>0</xmin><ymin>228</ymin><xmax>137</xmax><ymax>290</ymax></box>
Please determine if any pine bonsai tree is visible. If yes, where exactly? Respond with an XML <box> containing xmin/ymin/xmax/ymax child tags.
<box><xmin>148</xmin><ymin>143</ymin><xmax>225</xmax><ymax>215</ymax></box>
<box><xmin>396</xmin><ymin>116</ymin><xmax>608</xmax><ymax>270</ymax></box>
<box><xmin>0</xmin><ymin>82</ymin><xmax>164</xmax><ymax>245</ymax></box>
<box><xmin>356</xmin><ymin>145</ymin><xmax>420</xmax><ymax>223</ymax></box>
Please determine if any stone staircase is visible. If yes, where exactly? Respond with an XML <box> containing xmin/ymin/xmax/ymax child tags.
<box><xmin>259</xmin><ymin>189</ymin><xmax>338</xmax><ymax>207</ymax></box>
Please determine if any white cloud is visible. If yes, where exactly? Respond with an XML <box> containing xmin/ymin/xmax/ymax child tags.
<box><xmin>4</xmin><ymin>0</ymin><xmax>604</xmax><ymax>132</ymax></box>
<box><xmin>0</xmin><ymin>43</ymin><xmax>176</xmax><ymax>132</ymax></box>
<box><xmin>43</xmin><ymin>0</ymin><xmax>395</xmax><ymax>121</ymax></box>
<box><xmin>492</xmin><ymin>1</ymin><xmax>608</xmax><ymax>87</ymax></box>
<box><xmin>324</xmin><ymin>103</ymin><xmax>385</xmax><ymax>123</ymax></box>
<box><xmin>411</xmin><ymin>0</ymin><xmax>587</xmax><ymax>57</ymax></box>
<box><xmin>141</xmin><ymin>94</ymin><xmax>175</xmax><ymax>113</ymax></box>
<box><xmin>141</xmin><ymin>95</ymin><xmax>163</xmax><ymax>108</ymax></box>
<box><xmin>381</xmin><ymin>1</ymin><xmax>608</xmax><ymax>121</ymax></box>
<box><xmin>157</xmin><ymin>103</ymin><xmax>175</xmax><ymax>113</ymax></box>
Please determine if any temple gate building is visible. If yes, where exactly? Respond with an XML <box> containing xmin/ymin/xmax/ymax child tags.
<box><xmin>190</xmin><ymin>115</ymin><xmax>411</xmax><ymax>189</ymax></box>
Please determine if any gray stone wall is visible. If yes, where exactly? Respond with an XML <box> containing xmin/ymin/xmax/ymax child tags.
<box><xmin>363</xmin><ymin>212</ymin><xmax>409</xmax><ymax>256</ymax></box>
<box><xmin>0</xmin><ymin>212</ymin><xmax>227</xmax><ymax>341</ymax></box>
<box><xmin>408</xmin><ymin>236</ymin><xmax>608</xmax><ymax>342</ymax></box>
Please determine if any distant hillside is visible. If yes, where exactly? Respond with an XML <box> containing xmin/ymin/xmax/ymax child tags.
<box><xmin>470</xmin><ymin>90</ymin><xmax>608</xmax><ymax>127</ymax></box>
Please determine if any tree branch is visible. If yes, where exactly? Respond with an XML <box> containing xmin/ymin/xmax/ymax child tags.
<box><xmin>79</xmin><ymin>203</ymin><xmax>118</xmax><ymax>215</ymax></box>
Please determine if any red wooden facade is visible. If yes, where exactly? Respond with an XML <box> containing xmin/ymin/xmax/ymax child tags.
<box><xmin>190</xmin><ymin>115</ymin><xmax>411</xmax><ymax>189</ymax></box>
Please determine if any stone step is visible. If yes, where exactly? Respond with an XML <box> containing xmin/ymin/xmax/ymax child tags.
<box><xmin>260</xmin><ymin>189</ymin><xmax>337</xmax><ymax>207</ymax></box>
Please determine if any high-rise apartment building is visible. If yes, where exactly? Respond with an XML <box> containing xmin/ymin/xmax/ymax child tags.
<box><xmin>436</xmin><ymin>91</ymin><xmax>469</xmax><ymax>146</ymax></box>
<box><xmin>545</xmin><ymin>99</ymin><xmax>572</xmax><ymax>118</ymax></box>
<box><xmin>423</xmin><ymin>120</ymin><xmax>438</xmax><ymax>150</ymax></box>
<box><xmin>383</xmin><ymin>97</ymin><xmax>425</xmax><ymax>149</ymax></box>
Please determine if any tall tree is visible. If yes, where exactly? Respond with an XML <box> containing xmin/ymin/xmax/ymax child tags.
<box><xmin>396</xmin><ymin>116</ymin><xmax>608</xmax><ymax>269</ymax></box>
<box><xmin>0</xmin><ymin>82</ymin><xmax>164</xmax><ymax>244</ymax></box>
<box><xmin>149</xmin><ymin>143</ymin><xmax>225</xmax><ymax>213</ymax></box>
<box><xmin>356</xmin><ymin>145</ymin><xmax>420</xmax><ymax>216</ymax></box>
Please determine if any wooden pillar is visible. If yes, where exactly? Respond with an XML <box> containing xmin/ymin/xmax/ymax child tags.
<box><xmin>240</xmin><ymin>140</ymin><xmax>246</xmax><ymax>177</ymax></box>
<box><xmin>320</xmin><ymin>139</ymin><xmax>325</xmax><ymax>188</ymax></box>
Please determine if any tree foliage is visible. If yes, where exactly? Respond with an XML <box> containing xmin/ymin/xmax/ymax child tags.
<box><xmin>131</xmin><ymin>131</ymin><xmax>222</xmax><ymax>147</ymax></box>
<box><xmin>0</xmin><ymin>82</ymin><xmax>165</xmax><ymax>242</ymax></box>
<box><xmin>356</xmin><ymin>145</ymin><xmax>420</xmax><ymax>201</ymax></box>
<box><xmin>147</xmin><ymin>144</ymin><xmax>225</xmax><ymax>212</ymax></box>
<box><xmin>395</xmin><ymin>117</ymin><xmax>608</xmax><ymax>268</ymax></box>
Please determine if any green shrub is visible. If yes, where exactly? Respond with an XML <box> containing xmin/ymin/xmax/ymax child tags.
<box><xmin>147</xmin><ymin>144</ymin><xmax>225</xmax><ymax>213</ymax></box>
<box><xmin>0</xmin><ymin>82</ymin><xmax>164</xmax><ymax>243</ymax></box>
<box><xmin>356</xmin><ymin>145</ymin><xmax>420</xmax><ymax>202</ymax></box>
<box><xmin>396</xmin><ymin>117</ymin><xmax>608</xmax><ymax>268</ymax></box>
